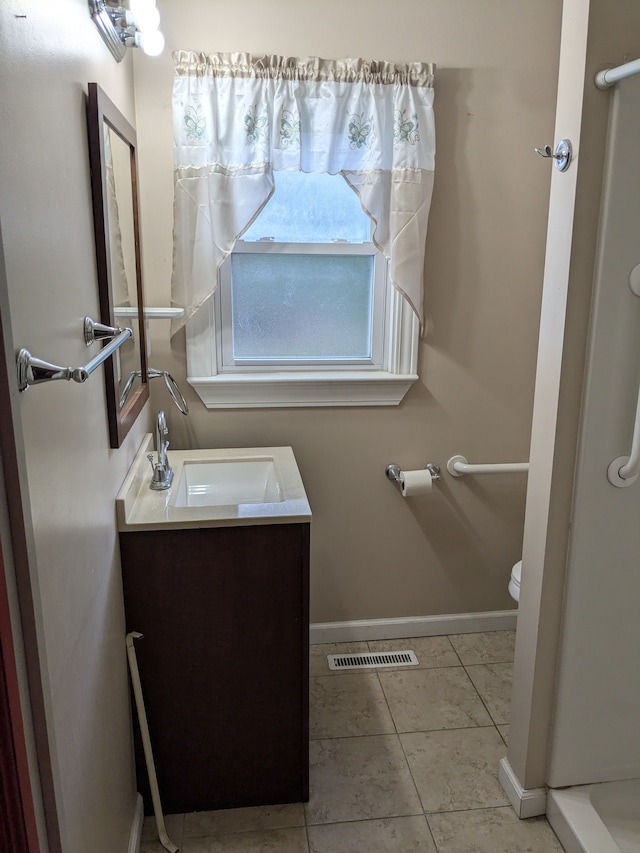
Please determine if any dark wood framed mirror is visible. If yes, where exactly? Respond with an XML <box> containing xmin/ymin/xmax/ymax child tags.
<box><xmin>87</xmin><ymin>82</ymin><xmax>148</xmax><ymax>448</ymax></box>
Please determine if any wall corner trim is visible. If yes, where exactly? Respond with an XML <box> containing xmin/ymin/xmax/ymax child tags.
<box><xmin>310</xmin><ymin>610</ymin><xmax>517</xmax><ymax>644</ymax></box>
<box><xmin>499</xmin><ymin>757</ymin><xmax>547</xmax><ymax>819</ymax></box>
<box><xmin>127</xmin><ymin>794</ymin><xmax>144</xmax><ymax>853</ymax></box>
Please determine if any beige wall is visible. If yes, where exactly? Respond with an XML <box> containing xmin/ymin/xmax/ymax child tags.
<box><xmin>0</xmin><ymin>2</ymin><xmax>149</xmax><ymax>851</ymax></box>
<box><xmin>134</xmin><ymin>0</ymin><xmax>562</xmax><ymax>623</ymax></box>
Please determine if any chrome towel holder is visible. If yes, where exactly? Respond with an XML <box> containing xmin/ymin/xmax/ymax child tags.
<box><xmin>16</xmin><ymin>317</ymin><xmax>132</xmax><ymax>392</ymax></box>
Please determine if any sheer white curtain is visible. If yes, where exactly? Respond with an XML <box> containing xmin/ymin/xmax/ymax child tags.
<box><xmin>171</xmin><ymin>51</ymin><xmax>436</xmax><ymax>336</ymax></box>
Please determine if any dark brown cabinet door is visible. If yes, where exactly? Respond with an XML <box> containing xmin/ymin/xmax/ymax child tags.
<box><xmin>120</xmin><ymin>523</ymin><xmax>310</xmax><ymax>814</ymax></box>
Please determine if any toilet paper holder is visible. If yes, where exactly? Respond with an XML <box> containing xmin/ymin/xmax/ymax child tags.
<box><xmin>385</xmin><ymin>463</ymin><xmax>441</xmax><ymax>484</ymax></box>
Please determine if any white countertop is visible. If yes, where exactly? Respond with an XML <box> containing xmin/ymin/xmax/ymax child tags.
<box><xmin>116</xmin><ymin>435</ymin><xmax>312</xmax><ymax>531</ymax></box>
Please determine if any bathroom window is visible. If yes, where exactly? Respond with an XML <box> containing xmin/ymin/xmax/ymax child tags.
<box><xmin>218</xmin><ymin>172</ymin><xmax>385</xmax><ymax>369</ymax></box>
<box><xmin>185</xmin><ymin>171</ymin><xmax>420</xmax><ymax>408</ymax></box>
<box><xmin>175</xmin><ymin>52</ymin><xmax>436</xmax><ymax>409</ymax></box>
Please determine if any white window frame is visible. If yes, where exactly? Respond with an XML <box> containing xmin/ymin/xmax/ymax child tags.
<box><xmin>218</xmin><ymin>239</ymin><xmax>386</xmax><ymax>371</ymax></box>
<box><xmin>185</xmin><ymin>205</ymin><xmax>420</xmax><ymax>409</ymax></box>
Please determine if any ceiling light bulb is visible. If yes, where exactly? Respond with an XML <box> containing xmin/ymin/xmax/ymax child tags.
<box><xmin>132</xmin><ymin>6</ymin><xmax>160</xmax><ymax>32</ymax></box>
<box><xmin>127</xmin><ymin>0</ymin><xmax>156</xmax><ymax>18</ymax></box>
<box><xmin>136</xmin><ymin>29</ymin><xmax>165</xmax><ymax>56</ymax></box>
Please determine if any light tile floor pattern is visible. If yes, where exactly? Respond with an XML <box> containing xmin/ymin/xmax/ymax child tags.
<box><xmin>141</xmin><ymin>631</ymin><xmax>564</xmax><ymax>852</ymax></box>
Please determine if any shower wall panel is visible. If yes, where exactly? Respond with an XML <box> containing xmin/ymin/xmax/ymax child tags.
<box><xmin>547</xmin><ymin>77</ymin><xmax>640</xmax><ymax>787</ymax></box>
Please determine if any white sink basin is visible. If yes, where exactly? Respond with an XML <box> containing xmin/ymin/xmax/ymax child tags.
<box><xmin>116</xmin><ymin>438</ymin><xmax>311</xmax><ymax>530</ymax></box>
<box><xmin>174</xmin><ymin>458</ymin><xmax>283</xmax><ymax>507</ymax></box>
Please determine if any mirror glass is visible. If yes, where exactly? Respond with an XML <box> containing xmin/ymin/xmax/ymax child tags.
<box><xmin>104</xmin><ymin>126</ymin><xmax>143</xmax><ymax>405</ymax></box>
<box><xmin>87</xmin><ymin>83</ymin><xmax>148</xmax><ymax>447</ymax></box>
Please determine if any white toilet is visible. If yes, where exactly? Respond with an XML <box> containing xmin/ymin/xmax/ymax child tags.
<box><xmin>509</xmin><ymin>560</ymin><xmax>522</xmax><ymax>602</ymax></box>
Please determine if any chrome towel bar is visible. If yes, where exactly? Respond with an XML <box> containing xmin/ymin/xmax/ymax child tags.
<box><xmin>447</xmin><ymin>455</ymin><xmax>529</xmax><ymax>477</ymax></box>
<box><xmin>17</xmin><ymin>317</ymin><xmax>132</xmax><ymax>392</ymax></box>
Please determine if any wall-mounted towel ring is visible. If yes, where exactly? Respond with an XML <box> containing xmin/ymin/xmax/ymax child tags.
<box><xmin>120</xmin><ymin>367</ymin><xmax>189</xmax><ymax>415</ymax></box>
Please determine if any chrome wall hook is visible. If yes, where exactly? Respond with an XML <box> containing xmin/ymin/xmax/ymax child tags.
<box><xmin>534</xmin><ymin>139</ymin><xmax>572</xmax><ymax>172</ymax></box>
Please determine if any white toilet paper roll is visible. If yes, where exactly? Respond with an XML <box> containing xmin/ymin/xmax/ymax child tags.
<box><xmin>399</xmin><ymin>469</ymin><xmax>433</xmax><ymax>497</ymax></box>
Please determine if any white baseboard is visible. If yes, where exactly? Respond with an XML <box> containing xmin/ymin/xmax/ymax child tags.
<box><xmin>499</xmin><ymin>757</ymin><xmax>547</xmax><ymax>818</ymax></box>
<box><xmin>309</xmin><ymin>610</ymin><xmax>517</xmax><ymax>645</ymax></box>
<box><xmin>127</xmin><ymin>793</ymin><xmax>144</xmax><ymax>853</ymax></box>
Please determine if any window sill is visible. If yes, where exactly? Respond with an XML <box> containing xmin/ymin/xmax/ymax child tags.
<box><xmin>187</xmin><ymin>371</ymin><xmax>418</xmax><ymax>408</ymax></box>
<box><xmin>185</xmin><ymin>285</ymin><xmax>420</xmax><ymax>409</ymax></box>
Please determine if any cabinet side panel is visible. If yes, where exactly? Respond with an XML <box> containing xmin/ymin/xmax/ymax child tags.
<box><xmin>299</xmin><ymin>523</ymin><xmax>310</xmax><ymax>802</ymax></box>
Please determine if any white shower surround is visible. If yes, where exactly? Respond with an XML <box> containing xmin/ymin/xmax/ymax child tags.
<box><xmin>548</xmin><ymin>781</ymin><xmax>640</xmax><ymax>853</ymax></box>
<box><xmin>545</xmin><ymin>74</ymin><xmax>640</xmax><ymax>850</ymax></box>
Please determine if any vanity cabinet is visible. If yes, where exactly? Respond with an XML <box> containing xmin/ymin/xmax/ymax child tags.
<box><xmin>119</xmin><ymin>521</ymin><xmax>310</xmax><ymax>815</ymax></box>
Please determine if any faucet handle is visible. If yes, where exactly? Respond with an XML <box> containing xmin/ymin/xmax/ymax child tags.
<box><xmin>147</xmin><ymin>453</ymin><xmax>155</xmax><ymax>473</ymax></box>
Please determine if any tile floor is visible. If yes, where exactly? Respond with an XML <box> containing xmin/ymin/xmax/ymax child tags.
<box><xmin>141</xmin><ymin>630</ymin><xmax>564</xmax><ymax>852</ymax></box>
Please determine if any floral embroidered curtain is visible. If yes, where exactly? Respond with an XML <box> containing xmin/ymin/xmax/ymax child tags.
<box><xmin>171</xmin><ymin>51</ymin><xmax>436</xmax><ymax>335</ymax></box>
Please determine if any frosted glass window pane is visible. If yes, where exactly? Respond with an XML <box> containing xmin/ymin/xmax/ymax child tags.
<box><xmin>231</xmin><ymin>254</ymin><xmax>373</xmax><ymax>359</ymax></box>
<box><xmin>243</xmin><ymin>172</ymin><xmax>370</xmax><ymax>244</ymax></box>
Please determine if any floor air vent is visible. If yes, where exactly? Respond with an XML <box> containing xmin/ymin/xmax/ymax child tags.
<box><xmin>327</xmin><ymin>650</ymin><xmax>419</xmax><ymax>671</ymax></box>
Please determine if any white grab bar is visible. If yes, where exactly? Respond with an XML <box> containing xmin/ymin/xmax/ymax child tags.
<box><xmin>595</xmin><ymin>57</ymin><xmax>640</xmax><ymax>90</ymax></box>
<box><xmin>447</xmin><ymin>455</ymin><xmax>529</xmax><ymax>477</ymax></box>
<box><xmin>607</xmin><ymin>381</ymin><xmax>640</xmax><ymax>487</ymax></box>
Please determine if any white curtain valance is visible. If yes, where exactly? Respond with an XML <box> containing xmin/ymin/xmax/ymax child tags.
<box><xmin>171</xmin><ymin>51</ymin><xmax>436</xmax><ymax>336</ymax></box>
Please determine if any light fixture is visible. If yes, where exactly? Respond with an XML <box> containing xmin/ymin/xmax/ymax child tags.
<box><xmin>89</xmin><ymin>0</ymin><xmax>165</xmax><ymax>62</ymax></box>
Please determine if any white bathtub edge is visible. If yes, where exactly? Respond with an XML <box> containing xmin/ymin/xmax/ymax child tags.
<box><xmin>547</xmin><ymin>788</ymin><xmax>621</xmax><ymax>853</ymax></box>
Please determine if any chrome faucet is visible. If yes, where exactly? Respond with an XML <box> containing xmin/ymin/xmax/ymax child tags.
<box><xmin>148</xmin><ymin>410</ymin><xmax>174</xmax><ymax>490</ymax></box>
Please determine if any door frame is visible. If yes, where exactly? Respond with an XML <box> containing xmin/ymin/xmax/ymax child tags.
<box><xmin>0</xmin><ymin>222</ymin><xmax>62</xmax><ymax>852</ymax></box>
<box><xmin>0</xmin><ymin>529</ymin><xmax>39</xmax><ymax>852</ymax></box>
